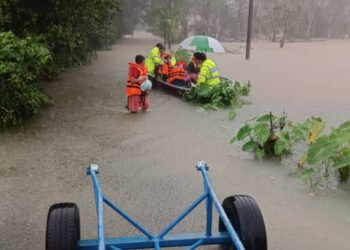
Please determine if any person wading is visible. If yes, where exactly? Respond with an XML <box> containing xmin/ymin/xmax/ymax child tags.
<box><xmin>126</xmin><ymin>55</ymin><xmax>150</xmax><ymax>113</ymax></box>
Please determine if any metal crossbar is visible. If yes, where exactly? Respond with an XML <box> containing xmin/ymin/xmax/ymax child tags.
<box><xmin>83</xmin><ymin>162</ymin><xmax>245</xmax><ymax>250</ymax></box>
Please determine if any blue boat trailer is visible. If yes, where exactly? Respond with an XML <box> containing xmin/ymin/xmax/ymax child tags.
<box><xmin>45</xmin><ymin>161</ymin><xmax>267</xmax><ymax>250</ymax></box>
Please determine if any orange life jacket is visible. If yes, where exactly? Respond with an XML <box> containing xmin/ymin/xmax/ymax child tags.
<box><xmin>126</xmin><ymin>63</ymin><xmax>147</xmax><ymax>97</ymax></box>
<box><xmin>167</xmin><ymin>66</ymin><xmax>185</xmax><ymax>84</ymax></box>
<box><xmin>158</xmin><ymin>63</ymin><xmax>169</xmax><ymax>76</ymax></box>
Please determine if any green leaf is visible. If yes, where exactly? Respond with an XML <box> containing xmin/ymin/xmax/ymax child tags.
<box><xmin>298</xmin><ymin>168</ymin><xmax>315</xmax><ymax>181</ymax></box>
<box><xmin>197</xmin><ymin>85</ymin><xmax>211</xmax><ymax>97</ymax></box>
<box><xmin>338</xmin><ymin>121</ymin><xmax>350</xmax><ymax>133</ymax></box>
<box><xmin>196</xmin><ymin>107</ymin><xmax>206</xmax><ymax>112</ymax></box>
<box><xmin>291</xmin><ymin>124</ymin><xmax>309</xmax><ymax>141</ymax></box>
<box><xmin>257</xmin><ymin>113</ymin><xmax>273</xmax><ymax>122</ymax></box>
<box><xmin>274</xmin><ymin>139</ymin><xmax>286</xmax><ymax>155</ymax></box>
<box><xmin>242</xmin><ymin>140</ymin><xmax>257</xmax><ymax>152</ymax></box>
<box><xmin>255</xmin><ymin>149</ymin><xmax>265</xmax><ymax>159</ymax></box>
<box><xmin>253</xmin><ymin>123</ymin><xmax>270</xmax><ymax>144</ymax></box>
<box><xmin>273</xmin><ymin>131</ymin><xmax>291</xmax><ymax>155</ymax></box>
<box><xmin>306</xmin><ymin>136</ymin><xmax>340</xmax><ymax>164</ymax></box>
<box><xmin>229</xmin><ymin>110</ymin><xmax>236</xmax><ymax>120</ymax></box>
<box><xmin>333</xmin><ymin>153</ymin><xmax>350</xmax><ymax>169</ymax></box>
<box><xmin>237</xmin><ymin>125</ymin><xmax>252</xmax><ymax>141</ymax></box>
<box><xmin>230</xmin><ymin>136</ymin><xmax>237</xmax><ymax>144</ymax></box>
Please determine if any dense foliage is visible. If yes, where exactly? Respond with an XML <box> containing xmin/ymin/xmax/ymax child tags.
<box><xmin>0</xmin><ymin>0</ymin><xmax>122</xmax><ymax>75</ymax></box>
<box><xmin>232</xmin><ymin>113</ymin><xmax>350</xmax><ymax>187</ymax></box>
<box><xmin>142</xmin><ymin>0</ymin><xmax>189</xmax><ymax>48</ymax></box>
<box><xmin>299</xmin><ymin>122</ymin><xmax>350</xmax><ymax>186</ymax></box>
<box><xmin>0</xmin><ymin>32</ymin><xmax>50</xmax><ymax>127</ymax></box>
<box><xmin>173</xmin><ymin>49</ymin><xmax>191</xmax><ymax>64</ymax></box>
<box><xmin>231</xmin><ymin>114</ymin><xmax>324</xmax><ymax>159</ymax></box>
<box><xmin>184</xmin><ymin>77</ymin><xmax>251</xmax><ymax>110</ymax></box>
<box><xmin>0</xmin><ymin>0</ymin><xmax>122</xmax><ymax>126</ymax></box>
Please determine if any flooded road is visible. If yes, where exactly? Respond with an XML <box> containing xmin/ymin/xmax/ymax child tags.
<box><xmin>1</xmin><ymin>33</ymin><xmax>350</xmax><ymax>249</ymax></box>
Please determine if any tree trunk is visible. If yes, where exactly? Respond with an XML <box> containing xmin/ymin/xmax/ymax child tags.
<box><xmin>167</xmin><ymin>33</ymin><xmax>171</xmax><ymax>50</ymax></box>
<box><xmin>280</xmin><ymin>23</ymin><xmax>287</xmax><ymax>48</ymax></box>
<box><xmin>167</xmin><ymin>0</ymin><xmax>172</xmax><ymax>49</ymax></box>
<box><xmin>164</xmin><ymin>21</ymin><xmax>167</xmax><ymax>48</ymax></box>
<box><xmin>280</xmin><ymin>2</ymin><xmax>289</xmax><ymax>49</ymax></box>
<box><xmin>246</xmin><ymin>0</ymin><xmax>254</xmax><ymax>60</ymax></box>
<box><xmin>306</xmin><ymin>8</ymin><xmax>315</xmax><ymax>40</ymax></box>
<box><xmin>236</xmin><ymin>4</ymin><xmax>243</xmax><ymax>40</ymax></box>
<box><xmin>182</xmin><ymin>0</ymin><xmax>188</xmax><ymax>39</ymax></box>
<box><xmin>272</xmin><ymin>30</ymin><xmax>276</xmax><ymax>42</ymax></box>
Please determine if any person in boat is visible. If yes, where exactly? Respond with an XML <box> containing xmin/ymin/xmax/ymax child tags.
<box><xmin>126</xmin><ymin>55</ymin><xmax>151</xmax><ymax>113</ymax></box>
<box><xmin>167</xmin><ymin>62</ymin><xmax>186</xmax><ymax>87</ymax></box>
<box><xmin>186</xmin><ymin>56</ymin><xmax>199</xmax><ymax>83</ymax></box>
<box><xmin>145</xmin><ymin>43</ymin><xmax>165</xmax><ymax>81</ymax></box>
<box><xmin>193</xmin><ymin>52</ymin><xmax>220</xmax><ymax>86</ymax></box>
<box><xmin>158</xmin><ymin>51</ymin><xmax>177</xmax><ymax>81</ymax></box>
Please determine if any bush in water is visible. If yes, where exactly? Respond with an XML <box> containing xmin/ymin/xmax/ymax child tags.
<box><xmin>299</xmin><ymin>121</ymin><xmax>350</xmax><ymax>186</ymax></box>
<box><xmin>184</xmin><ymin>77</ymin><xmax>251</xmax><ymax>110</ymax></box>
<box><xmin>231</xmin><ymin>113</ymin><xmax>324</xmax><ymax>160</ymax></box>
<box><xmin>0</xmin><ymin>32</ymin><xmax>51</xmax><ymax>127</ymax></box>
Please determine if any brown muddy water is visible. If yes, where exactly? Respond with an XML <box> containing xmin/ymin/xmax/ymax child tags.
<box><xmin>1</xmin><ymin>32</ymin><xmax>350</xmax><ymax>249</ymax></box>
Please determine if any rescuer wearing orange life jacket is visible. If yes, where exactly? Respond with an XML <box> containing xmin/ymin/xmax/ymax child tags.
<box><xmin>126</xmin><ymin>55</ymin><xmax>150</xmax><ymax>113</ymax></box>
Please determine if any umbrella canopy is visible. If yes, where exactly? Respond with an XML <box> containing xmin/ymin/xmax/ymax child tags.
<box><xmin>179</xmin><ymin>36</ymin><xmax>225</xmax><ymax>53</ymax></box>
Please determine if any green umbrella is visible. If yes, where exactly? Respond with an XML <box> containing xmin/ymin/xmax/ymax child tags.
<box><xmin>179</xmin><ymin>36</ymin><xmax>225</xmax><ymax>53</ymax></box>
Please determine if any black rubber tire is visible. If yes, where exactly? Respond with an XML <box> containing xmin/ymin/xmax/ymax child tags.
<box><xmin>46</xmin><ymin>203</ymin><xmax>80</xmax><ymax>250</ymax></box>
<box><xmin>218</xmin><ymin>195</ymin><xmax>267</xmax><ymax>250</ymax></box>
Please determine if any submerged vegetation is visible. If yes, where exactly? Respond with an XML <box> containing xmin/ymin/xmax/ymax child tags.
<box><xmin>299</xmin><ymin>121</ymin><xmax>350</xmax><ymax>187</ymax></box>
<box><xmin>231</xmin><ymin>113</ymin><xmax>350</xmax><ymax>188</ymax></box>
<box><xmin>230</xmin><ymin>113</ymin><xmax>323</xmax><ymax>159</ymax></box>
<box><xmin>184</xmin><ymin>78</ymin><xmax>251</xmax><ymax>111</ymax></box>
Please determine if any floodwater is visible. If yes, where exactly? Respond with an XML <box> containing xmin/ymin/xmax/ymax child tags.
<box><xmin>1</xmin><ymin>32</ymin><xmax>350</xmax><ymax>249</ymax></box>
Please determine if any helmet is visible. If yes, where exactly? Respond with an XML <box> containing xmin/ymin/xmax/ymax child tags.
<box><xmin>140</xmin><ymin>80</ymin><xmax>152</xmax><ymax>91</ymax></box>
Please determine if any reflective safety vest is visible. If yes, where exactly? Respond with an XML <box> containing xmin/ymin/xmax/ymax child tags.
<box><xmin>145</xmin><ymin>47</ymin><xmax>163</xmax><ymax>77</ymax></box>
<box><xmin>167</xmin><ymin>66</ymin><xmax>185</xmax><ymax>84</ymax></box>
<box><xmin>170</xmin><ymin>56</ymin><xmax>176</xmax><ymax>67</ymax></box>
<box><xmin>197</xmin><ymin>59</ymin><xmax>220</xmax><ymax>86</ymax></box>
<box><xmin>126</xmin><ymin>63</ymin><xmax>147</xmax><ymax>97</ymax></box>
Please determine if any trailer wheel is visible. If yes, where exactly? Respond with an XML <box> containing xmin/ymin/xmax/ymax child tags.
<box><xmin>218</xmin><ymin>195</ymin><xmax>267</xmax><ymax>250</ymax></box>
<box><xmin>46</xmin><ymin>203</ymin><xmax>80</xmax><ymax>250</ymax></box>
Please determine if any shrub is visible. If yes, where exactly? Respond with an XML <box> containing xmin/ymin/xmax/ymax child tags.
<box><xmin>184</xmin><ymin>77</ymin><xmax>251</xmax><ymax>110</ymax></box>
<box><xmin>231</xmin><ymin>113</ymin><xmax>324</xmax><ymax>160</ymax></box>
<box><xmin>0</xmin><ymin>0</ymin><xmax>122</xmax><ymax>78</ymax></box>
<box><xmin>0</xmin><ymin>32</ymin><xmax>51</xmax><ymax>127</ymax></box>
<box><xmin>174</xmin><ymin>49</ymin><xmax>191</xmax><ymax>63</ymax></box>
<box><xmin>299</xmin><ymin>121</ymin><xmax>350</xmax><ymax>186</ymax></box>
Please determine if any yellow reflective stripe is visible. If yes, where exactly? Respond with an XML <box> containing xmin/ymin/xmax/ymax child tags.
<box><xmin>202</xmin><ymin>64</ymin><xmax>219</xmax><ymax>80</ymax></box>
